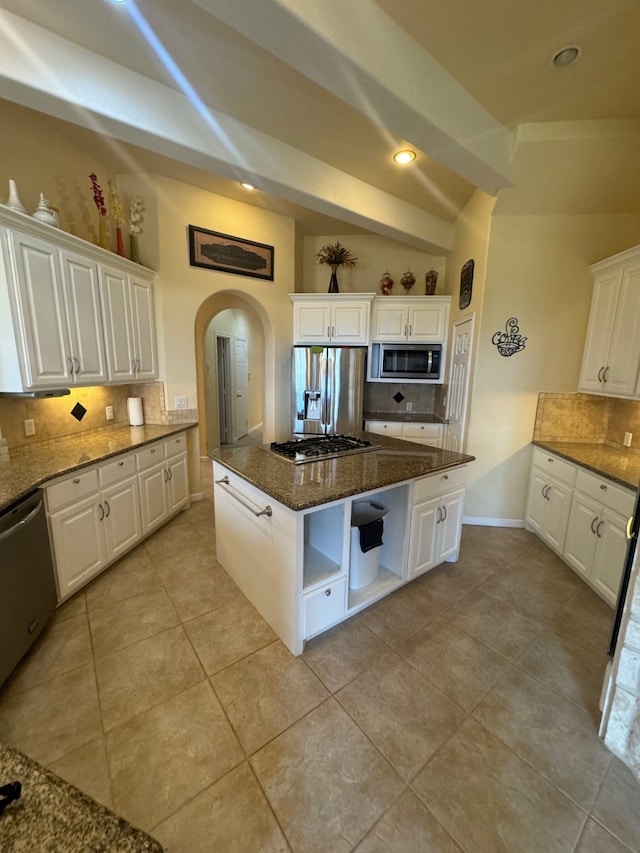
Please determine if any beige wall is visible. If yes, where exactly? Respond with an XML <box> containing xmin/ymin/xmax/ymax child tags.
<box><xmin>302</xmin><ymin>234</ymin><xmax>446</xmax><ymax>295</ymax></box>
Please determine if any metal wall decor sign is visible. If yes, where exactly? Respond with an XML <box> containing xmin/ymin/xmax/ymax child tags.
<box><xmin>492</xmin><ymin>317</ymin><xmax>527</xmax><ymax>357</ymax></box>
<box><xmin>459</xmin><ymin>259</ymin><xmax>474</xmax><ymax>309</ymax></box>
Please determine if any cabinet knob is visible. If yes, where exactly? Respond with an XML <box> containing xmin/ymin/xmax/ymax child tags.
<box><xmin>151</xmin><ymin>448</ymin><xmax>156</xmax><ymax>453</ymax></box>
<box><xmin>325</xmin><ymin>588</ymin><xmax>332</xmax><ymax>597</ymax></box>
<box><xmin>118</xmin><ymin>460</ymin><xmax>124</xmax><ymax>466</ymax></box>
<box><xmin>600</xmin><ymin>484</ymin><xmax>607</xmax><ymax>490</ymax></box>
<box><xmin>443</xmin><ymin>474</ymin><xmax>448</xmax><ymax>480</ymax></box>
<box><xmin>73</xmin><ymin>478</ymin><xmax>80</xmax><ymax>484</ymax></box>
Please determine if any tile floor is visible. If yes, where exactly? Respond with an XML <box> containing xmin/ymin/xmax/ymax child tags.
<box><xmin>2</xmin><ymin>461</ymin><xmax>640</xmax><ymax>852</ymax></box>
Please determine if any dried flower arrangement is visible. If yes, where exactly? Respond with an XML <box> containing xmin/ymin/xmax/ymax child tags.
<box><xmin>89</xmin><ymin>173</ymin><xmax>106</xmax><ymax>216</ymax></box>
<box><xmin>315</xmin><ymin>241</ymin><xmax>358</xmax><ymax>268</ymax></box>
<box><xmin>128</xmin><ymin>195</ymin><xmax>144</xmax><ymax>263</ymax></box>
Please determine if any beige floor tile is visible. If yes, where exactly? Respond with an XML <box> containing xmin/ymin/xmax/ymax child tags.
<box><xmin>89</xmin><ymin>587</ymin><xmax>180</xmax><ymax>658</ymax></box>
<box><xmin>357</xmin><ymin>583</ymin><xmax>448</xmax><ymax>647</ymax></box>
<box><xmin>442</xmin><ymin>589</ymin><xmax>542</xmax><ymax>660</ymax></box>
<box><xmin>516</xmin><ymin>631</ymin><xmax>608</xmax><ymax>717</ymax></box>
<box><xmin>396</xmin><ymin>618</ymin><xmax>509</xmax><ymax>711</ymax></box>
<box><xmin>355</xmin><ymin>789</ymin><xmax>463</xmax><ymax>853</ymax></box>
<box><xmin>575</xmin><ymin>818</ymin><xmax>635</xmax><ymax>853</ymax></box>
<box><xmin>591</xmin><ymin>756</ymin><xmax>640</xmax><ymax>851</ymax></box>
<box><xmin>106</xmin><ymin>680</ymin><xmax>243</xmax><ymax>831</ymax></box>
<box><xmin>0</xmin><ymin>664</ymin><xmax>102</xmax><ymax>765</ymax></box>
<box><xmin>95</xmin><ymin>625</ymin><xmax>204</xmax><ymax>731</ymax></box>
<box><xmin>144</xmin><ymin>514</ymin><xmax>205</xmax><ymax>558</ymax></box>
<box><xmin>546</xmin><ymin>583</ymin><xmax>615</xmax><ymax>656</ymax></box>
<box><xmin>211</xmin><ymin>641</ymin><xmax>329</xmax><ymax>754</ymax></box>
<box><xmin>153</xmin><ymin>762</ymin><xmax>289</xmax><ymax>852</ymax></box>
<box><xmin>185</xmin><ymin>597</ymin><xmax>276</xmax><ymax>675</ymax></box>
<box><xmin>460</xmin><ymin>524</ymin><xmax>533</xmax><ymax>564</ymax></box>
<box><xmin>302</xmin><ymin>617</ymin><xmax>389</xmax><ymax>693</ymax></box>
<box><xmin>52</xmin><ymin>590</ymin><xmax>86</xmax><ymax>622</ymax></box>
<box><xmin>4</xmin><ymin>614</ymin><xmax>92</xmax><ymax>695</ymax></box>
<box><xmin>480</xmin><ymin>560</ymin><xmax>579</xmax><ymax>621</ymax></box>
<box><xmin>409</xmin><ymin>551</ymin><xmax>501</xmax><ymax>606</ymax></box>
<box><xmin>251</xmin><ymin>698</ymin><xmax>404</xmax><ymax>853</ymax></box>
<box><xmin>412</xmin><ymin>718</ymin><xmax>586</xmax><ymax>853</ymax></box>
<box><xmin>48</xmin><ymin>737</ymin><xmax>113</xmax><ymax>810</ymax></box>
<box><xmin>151</xmin><ymin>540</ymin><xmax>218</xmax><ymax>586</ymax></box>
<box><xmin>473</xmin><ymin>667</ymin><xmax>611</xmax><ymax>809</ymax></box>
<box><xmin>164</xmin><ymin>566</ymin><xmax>245</xmax><ymax>622</ymax></box>
<box><xmin>85</xmin><ymin>546</ymin><xmax>162</xmax><ymax>611</ymax></box>
<box><xmin>337</xmin><ymin>651</ymin><xmax>466</xmax><ymax>782</ymax></box>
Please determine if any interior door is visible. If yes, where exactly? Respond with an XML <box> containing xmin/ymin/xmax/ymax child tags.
<box><xmin>217</xmin><ymin>335</ymin><xmax>232</xmax><ymax>444</ymax></box>
<box><xmin>233</xmin><ymin>336</ymin><xmax>249</xmax><ymax>440</ymax></box>
<box><xmin>444</xmin><ymin>314</ymin><xmax>475</xmax><ymax>452</ymax></box>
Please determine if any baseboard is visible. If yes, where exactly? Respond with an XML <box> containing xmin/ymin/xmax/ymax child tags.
<box><xmin>463</xmin><ymin>516</ymin><xmax>525</xmax><ymax>528</ymax></box>
<box><xmin>190</xmin><ymin>491</ymin><xmax>204</xmax><ymax>502</ymax></box>
<box><xmin>248</xmin><ymin>423</ymin><xmax>263</xmax><ymax>435</ymax></box>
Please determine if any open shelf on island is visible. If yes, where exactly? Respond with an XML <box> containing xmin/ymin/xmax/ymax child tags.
<box><xmin>302</xmin><ymin>544</ymin><xmax>343</xmax><ymax>591</ymax></box>
<box><xmin>347</xmin><ymin>564</ymin><xmax>404</xmax><ymax>612</ymax></box>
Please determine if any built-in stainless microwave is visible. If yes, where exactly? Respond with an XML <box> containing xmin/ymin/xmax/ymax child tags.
<box><xmin>369</xmin><ymin>342</ymin><xmax>442</xmax><ymax>382</ymax></box>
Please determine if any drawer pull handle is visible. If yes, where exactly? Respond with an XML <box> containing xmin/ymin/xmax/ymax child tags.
<box><xmin>73</xmin><ymin>478</ymin><xmax>80</xmax><ymax>484</ymax></box>
<box><xmin>215</xmin><ymin>476</ymin><xmax>273</xmax><ymax>518</ymax></box>
<box><xmin>325</xmin><ymin>588</ymin><xmax>331</xmax><ymax>597</ymax></box>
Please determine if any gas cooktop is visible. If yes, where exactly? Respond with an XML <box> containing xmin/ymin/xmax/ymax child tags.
<box><xmin>269</xmin><ymin>435</ymin><xmax>382</xmax><ymax>464</ymax></box>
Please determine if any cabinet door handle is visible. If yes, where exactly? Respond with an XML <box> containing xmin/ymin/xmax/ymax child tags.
<box><xmin>545</xmin><ymin>485</ymin><xmax>551</xmax><ymax>501</ymax></box>
<box><xmin>436</xmin><ymin>506</ymin><xmax>442</xmax><ymax>523</ymax></box>
<box><xmin>104</xmin><ymin>500</ymin><xmax>110</xmax><ymax>518</ymax></box>
<box><xmin>73</xmin><ymin>357</ymin><xmax>80</xmax><ymax>374</ymax></box>
<box><xmin>168</xmin><ymin>468</ymin><xmax>173</xmax><ymax>480</ymax></box>
<box><xmin>603</xmin><ymin>366</ymin><xmax>610</xmax><ymax>382</ymax></box>
<box><xmin>404</xmin><ymin>325</ymin><xmax>408</xmax><ymax>337</ymax></box>
<box><xmin>596</xmin><ymin>519</ymin><xmax>604</xmax><ymax>538</ymax></box>
<box><xmin>325</xmin><ymin>588</ymin><xmax>332</xmax><ymax>597</ymax></box>
<box><xmin>331</xmin><ymin>326</ymin><xmax>335</xmax><ymax>338</ymax></box>
<box><xmin>163</xmin><ymin>469</ymin><xmax>169</xmax><ymax>482</ymax></box>
<box><xmin>441</xmin><ymin>504</ymin><xmax>447</xmax><ymax>522</ymax></box>
<box><xmin>408</xmin><ymin>324</ymin><xmax>412</xmax><ymax>337</ymax></box>
<box><xmin>590</xmin><ymin>516</ymin><xmax>598</xmax><ymax>534</ymax></box>
<box><xmin>327</xmin><ymin>326</ymin><xmax>330</xmax><ymax>338</ymax></box>
<box><xmin>98</xmin><ymin>503</ymin><xmax>105</xmax><ymax>521</ymax></box>
<box><xmin>597</xmin><ymin>367</ymin><xmax>604</xmax><ymax>382</ymax></box>
<box><xmin>626</xmin><ymin>515</ymin><xmax>635</xmax><ymax>540</ymax></box>
<box><xmin>67</xmin><ymin>356</ymin><xmax>74</xmax><ymax>374</ymax></box>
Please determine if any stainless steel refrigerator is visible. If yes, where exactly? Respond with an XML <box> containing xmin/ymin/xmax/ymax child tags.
<box><xmin>293</xmin><ymin>345</ymin><xmax>367</xmax><ymax>436</ymax></box>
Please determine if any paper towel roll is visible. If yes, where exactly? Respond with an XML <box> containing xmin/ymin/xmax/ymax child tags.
<box><xmin>127</xmin><ymin>397</ymin><xmax>144</xmax><ymax>426</ymax></box>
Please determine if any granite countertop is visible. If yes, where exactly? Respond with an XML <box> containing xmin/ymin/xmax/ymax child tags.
<box><xmin>533</xmin><ymin>440</ymin><xmax>640</xmax><ymax>491</ymax></box>
<box><xmin>213</xmin><ymin>432</ymin><xmax>474</xmax><ymax>511</ymax></box>
<box><xmin>0</xmin><ymin>742</ymin><xmax>162</xmax><ymax>852</ymax></box>
<box><xmin>0</xmin><ymin>423</ymin><xmax>198</xmax><ymax>513</ymax></box>
<box><xmin>364</xmin><ymin>411</ymin><xmax>444</xmax><ymax>424</ymax></box>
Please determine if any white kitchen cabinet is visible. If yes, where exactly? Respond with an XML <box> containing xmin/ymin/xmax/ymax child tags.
<box><xmin>0</xmin><ymin>207</ymin><xmax>155</xmax><ymax>392</ymax></box>
<box><xmin>578</xmin><ymin>245</ymin><xmax>640</xmax><ymax>397</ymax></box>
<box><xmin>100</xmin><ymin>264</ymin><xmax>158</xmax><ymax>382</ymax></box>
<box><xmin>371</xmin><ymin>296</ymin><xmax>450</xmax><ymax>342</ymax></box>
<box><xmin>525</xmin><ymin>449</ymin><xmax>576</xmax><ymax>554</ymax></box>
<box><xmin>137</xmin><ymin>433</ymin><xmax>189</xmax><ymax>534</ymax></box>
<box><xmin>366</xmin><ymin>420</ymin><xmax>443</xmax><ymax>448</ymax></box>
<box><xmin>45</xmin><ymin>433</ymin><xmax>188</xmax><ymax>600</ymax></box>
<box><xmin>563</xmin><ymin>469</ymin><xmax>634</xmax><ymax>605</ymax></box>
<box><xmin>45</xmin><ymin>457</ymin><xmax>141</xmax><ymax>600</ymax></box>
<box><xmin>408</xmin><ymin>465</ymin><xmax>467</xmax><ymax>578</ymax></box>
<box><xmin>290</xmin><ymin>293</ymin><xmax>375</xmax><ymax>344</ymax></box>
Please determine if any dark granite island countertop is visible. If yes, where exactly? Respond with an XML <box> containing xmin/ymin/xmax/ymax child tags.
<box><xmin>213</xmin><ymin>432</ymin><xmax>475</xmax><ymax>511</ymax></box>
<box><xmin>0</xmin><ymin>423</ymin><xmax>198</xmax><ymax>513</ymax></box>
<box><xmin>533</xmin><ymin>440</ymin><xmax>640</xmax><ymax>491</ymax></box>
<box><xmin>0</xmin><ymin>742</ymin><xmax>162</xmax><ymax>852</ymax></box>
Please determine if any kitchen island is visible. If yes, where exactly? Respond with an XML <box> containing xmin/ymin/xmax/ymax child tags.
<box><xmin>213</xmin><ymin>433</ymin><xmax>474</xmax><ymax>654</ymax></box>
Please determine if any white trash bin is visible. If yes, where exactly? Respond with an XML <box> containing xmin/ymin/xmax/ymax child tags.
<box><xmin>350</xmin><ymin>500</ymin><xmax>388</xmax><ymax>590</ymax></box>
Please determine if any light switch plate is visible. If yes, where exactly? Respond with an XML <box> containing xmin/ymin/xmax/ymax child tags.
<box><xmin>175</xmin><ymin>396</ymin><xmax>188</xmax><ymax>409</ymax></box>
<box><xmin>105</xmin><ymin>405</ymin><xmax>114</xmax><ymax>421</ymax></box>
<box><xmin>24</xmin><ymin>418</ymin><xmax>35</xmax><ymax>436</ymax></box>
<box><xmin>624</xmin><ymin>431</ymin><xmax>633</xmax><ymax>447</ymax></box>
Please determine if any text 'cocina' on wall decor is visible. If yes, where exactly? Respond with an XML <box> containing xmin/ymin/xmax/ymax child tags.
<box><xmin>492</xmin><ymin>317</ymin><xmax>527</xmax><ymax>357</ymax></box>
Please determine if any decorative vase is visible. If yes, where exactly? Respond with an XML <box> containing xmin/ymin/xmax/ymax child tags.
<box><xmin>98</xmin><ymin>215</ymin><xmax>110</xmax><ymax>250</ymax></box>
<box><xmin>129</xmin><ymin>232</ymin><xmax>140</xmax><ymax>264</ymax></box>
<box><xmin>32</xmin><ymin>193</ymin><xmax>58</xmax><ymax>226</ymax></box>
<box><xmin>328</xmin><ymin>263</ymin><xmax>340</xmax><ymax>293</ymax></box>
<box><xmin>380</xmin><ymin>271</ymin><xmax>393</xmax><ymax>296</ymax></box>
<box><xmin>400</xmin><ymin>269</ymin><xmax>416</xmax><ymax>292</ymax></box>
<box><xmin>116</xmin><ymin>226</ymin><xmax>125</xmax><ymax>257</ymax></box>
<box><xmin>5</xmin><ymin>179</ymin><xmax>26</xmax><ymax>214</ymax></box>
<box><xmin>425</xmin><ymin>269</ymin><xmax>438</xmax><ymax>295</ymax></box>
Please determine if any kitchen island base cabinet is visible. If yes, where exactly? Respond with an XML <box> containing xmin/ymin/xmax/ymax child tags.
<box><xmin>408</xmin><ymin>467</ymin><xmax>467</xmax><ymax>578</ymax></box>
<box><xmin>213</xmin><ymin>461</ymin><xmax>465</xmax><ymax>654</ymax></box>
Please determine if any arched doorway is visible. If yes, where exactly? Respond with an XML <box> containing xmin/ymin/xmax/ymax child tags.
<box><xmin>194</xmin><ymin>292</ymin><xmax>269</xmax><ymax>457</ymax></box>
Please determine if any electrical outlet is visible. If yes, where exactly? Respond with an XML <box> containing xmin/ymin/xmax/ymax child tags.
<box><xmin>624</xmin><ymin>431</ymin><xmax>633</xmax><ymax>447</ymax></box>
<box><xmin>406</xmin><ymin>402</ymin><xmax>413</xmax><ymax>412</ymax></box>
<box><xmin>175</xmin><ymin>395</ymin><xmax>188</xmax><ymax>409</ymax></box>
<box><xmin>105</xmin><ymin>405</ymin><xmax>114</xmax><ymax>421</ymax></box>
<box><xmin>24</xmin><ymin>418</ymin><xmax>35</xmax><ymax>437</ymax></box>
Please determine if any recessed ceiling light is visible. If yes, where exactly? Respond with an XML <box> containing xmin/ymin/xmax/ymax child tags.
<box><xmin>393</xmin><ymin>149</ymin><xmax>416</xmax><ymax>165</ymax></box>
<box><xmin>551</xmin><ymin>44</ymin><xmax>582</xmax><ymax>68</ymax></box>
<box><xmin>240</xmin><ymin>182</ymin><xmax>255</xmax><ymax>191</ymax></box>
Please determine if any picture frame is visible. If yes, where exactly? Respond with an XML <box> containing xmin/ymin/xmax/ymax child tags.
<box><xmin>459</xmin><ymin>258</ymin><xmax>474</xmax><ymax>310</ymax></box>
<box><xmin>188</xmin><ymin>225</ymin><xmax>274</xmax><ymax>280</ymax></box>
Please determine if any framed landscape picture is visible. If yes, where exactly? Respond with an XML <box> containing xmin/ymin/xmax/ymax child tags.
<box><xmin>188</xmin><ymin>225</ymin><xmax>274</xmax><ymax>280</ymax></box>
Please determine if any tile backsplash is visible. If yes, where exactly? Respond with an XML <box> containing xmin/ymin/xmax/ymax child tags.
<box><xmin>0</xmin><ymin>382</ymin><xmax>196</xmax><ymax>451</ymax></box>
<box><xmin>364</xmin><ymin>382</ymin><xmax>447</xmax><ymax>420</ymax></box>
<box><xmin>533</xmin><ymin>392</ymin><xmax>640</xmax><ymax>451</ymax></box>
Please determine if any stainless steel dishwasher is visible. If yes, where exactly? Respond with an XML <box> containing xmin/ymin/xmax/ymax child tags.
<box><xmin>0</xmin><ymin>491</ymin><xmax>57</xmax><ymax>688</ymax></box>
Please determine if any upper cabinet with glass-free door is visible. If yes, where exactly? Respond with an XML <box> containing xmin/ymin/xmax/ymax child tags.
<box><xmin>371</xmin><ymin>296</ymin><xmax>450</xmax><ymax>342</ymax></box>
<box><xmin>290</xmin><ymin>294</ymin><xmax>375</xmax><ymax>344</ymax></box>
<box><xmin>579</xmin><ymin>245</ymin><xmax>640</xmax><ymax>398</ymax></box>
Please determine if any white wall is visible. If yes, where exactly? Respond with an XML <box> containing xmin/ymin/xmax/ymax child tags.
<box><xmin>302</xmin><ymin>234</ymin><xmax>447</xmax><ymax>295</ymax></box>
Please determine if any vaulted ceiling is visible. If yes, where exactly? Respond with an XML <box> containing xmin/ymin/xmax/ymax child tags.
<box><xmin>0</xmin><ymin>0</ymin><xmax>638</xmax><ymax>252</ymax></box>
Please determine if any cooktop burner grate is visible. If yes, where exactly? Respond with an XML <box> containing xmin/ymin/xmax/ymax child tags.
<box><xmin>269</xmin><ymin>435</ymin><xmax>381</xmax><ymax>464</ymax></box>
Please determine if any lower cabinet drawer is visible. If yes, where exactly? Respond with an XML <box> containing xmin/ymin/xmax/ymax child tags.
<box><xmin>45</xmin><ymin>468</ymin><xmax>99</xmax><ymax>512</ymax></box>
<box><xmin>303</xmin><ymin>576</ymin><xmax>346</xmax><ymax>639</ymax></box>
<box><xmin>413</xmin><ymin>464</ymin><xmax>468</xmax><ymax>502</ymax></box>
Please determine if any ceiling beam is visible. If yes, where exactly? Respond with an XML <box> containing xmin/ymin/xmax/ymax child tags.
<box><xmin>195</xmin><ymin>0</ymin><xmax>514</xmax><ymax>194</ymax></box>
<box><xmin>0</xmin><ymin>8</ymin><xmax>453</xmax><ymax>253</ymax></box>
